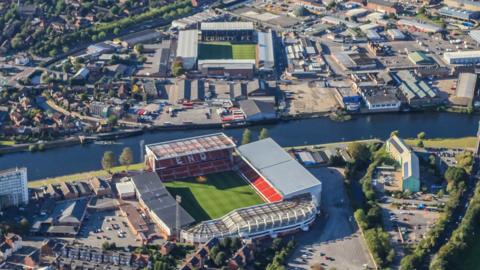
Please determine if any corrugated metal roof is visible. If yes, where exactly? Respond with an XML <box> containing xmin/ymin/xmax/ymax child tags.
<box><xmin>201</xmin><ymin>21</ymin><xmax>254</xmax><ymax>31</ymax></box>
<box><xmin>237</xmin><ymin>138</ymin><xmax>321</xmax><ymax>197</ymax></box>
<box><xmin>176</xmin><ymin>30</ymin><xmax>198</xmax><ymax>58</ymax></box>
<box><xmin>457</xmin><ymin>72</ymin><xmax>477</xmax><ymax>99</ymax></box>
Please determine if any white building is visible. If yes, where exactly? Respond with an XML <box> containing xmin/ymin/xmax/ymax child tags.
<box><xmin>257</xmin><ymin>30</ymin><xmax>275</xmax><ymax>70</ymax></box>
<box><xmin>176</xmin><ymin>30</ymin><xmax>199</xmax><ymax>70</ymax></box>
<box><xmin>443</xmin><ymin>50</ymin><xmax>480</xmax><ymax>65</ymax></box>
<box><xmin>0</xmin><ymin>168</ymin><xmax>28</xmax><ymax>209</ymax></box>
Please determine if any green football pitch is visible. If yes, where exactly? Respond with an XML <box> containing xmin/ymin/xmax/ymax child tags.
<box><xmin>164</xmin><ymin>171</ymin><xmax>264</xmax><ymax>221</ymax></box>
<box><xmin>198</xmin><ymin>42</ymin><xmax>256</xmax><ymax>60</ymax></box>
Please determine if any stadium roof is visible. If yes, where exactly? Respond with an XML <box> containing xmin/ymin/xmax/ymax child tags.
<box><xmin>201</xmin><ymin>21</ymin><xmax>254</xmax><ymax>31</ymax></box>
<box><xmin>183</xmin><ymin>194</ymin><xmax>316</xmax><ymax>240</ymax></box>
<box><xmin>237</xmin><ymin>138</ymin><xmax>321</xmax><ymax>197</ymax></box>
<box><xmin>131</xmin><ymin>172</ymin><xmax>194</xmax><ymax>228</ymax></box>
<box><xmin>146</xmin><ymin>133</ymin><xmax>236</xmax><ymax>160</ymax></box>
<box><xmin>177</xmin><ymin>30</ymin><xmax>199</xmax><ymax>59</ymax></box>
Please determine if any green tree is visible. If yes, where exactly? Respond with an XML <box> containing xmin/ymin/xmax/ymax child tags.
<box><xmin>347</xmin><ymin>142</ymin><xmax>371</xmax><ymax>164</ymax></box>
<box><xmin>258</xmin><ymin>128</ymin><xmax>269</xmax><ymax>140</ymax></box>
<box><xmin>241</xmin><ymin>129</ymin><xmax>252</xmax><ymax>145</ymax></box>
<box><xmin>107</xmin><ymin>115</ymin><xmax>118</xmax><ymax>126</ymax></box>
<box><xmin>214</xmin><ymin>251</ymin><xmax>226</xmax><ymax>266</ymax></box>
<box><xmin>119</xmin><ymin>147</ymin><xmax>134</xmax><ymax>169</ymax></box>
<box><xmin>417</xmin><ymin>132</ymin><xmax>426</xmax><ymax>140</ymax></box>
<box><xmin>171</xmin><ymin>60</ymin><xmax>184</xmax><ymax>76</ymax></box>
<box><xmin>134</xmin><ymin>44</ymin><xmax>144</xmax><ymax>54</ymax></box>
<box><xmin>19</xmin><ymin>218</ymin><xmax>30</xmax><ymax>234</ymax></box>
<box><xmin>444</xmin><ymin>166</ymin><xmax>467</xmax><ymax>186</ymax></box>
<box><xmin>390</xmin><ymin>130</ymin><xmax>399</xmax><ymax>138</ymax></box>
<box><xmin>101</xmin><ymin>151</ymin><xmax>116</xmax><ymax>172</ymax></box>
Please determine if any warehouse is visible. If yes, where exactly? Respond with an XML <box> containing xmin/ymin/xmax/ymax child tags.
<box><xmin>239</xmin><ymin>99</ymin><xmax>277</xmax><ymax>122</ymax></box>
<box><xmin>443</xmin><ymin>50</ymin><xmax>480</xmax><ymax>65</ymax></box>
<box><xmin>237</xmin><ymin>138</ymin><xmax>322</xmax><ymax>205</ymax></box>
<box><xmin>453</xmin><ymin>73</ymin><xmax>478</xmax><ymax>106</ymax></box>
<box><xmin>439</xmin><ymin>6</ymin><xmax>480</xmax><ymax>21</ymax></box>
<box><xmin>394</xmin><ymin>70</ymin><xmax>442</xmax><ymax>107</ymax></box>
<box><xmin>387</xmin><ymin>29</ymin><xmax>406</xmax><ymax>40</ymax></box>
<box><xmin>397</xmin><ymin>19</ymin><xmax>442</xmax><ymax>33</ymax></box>
<box><xmin>408</xmin><ymin>51</ymin><xmax>435</xmax><ymax>66</ymax></box>
<box><xmin>130</xmin><ymin>172</ymin><xmax>195</xmax><ymax>239</ymax></box>
<box><xmin>176</xmin><ymin>30</ymin><xmax>199</xmax><ymax>70</ymax></box>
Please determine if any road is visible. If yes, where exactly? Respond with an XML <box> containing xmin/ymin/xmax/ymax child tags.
<box><xmin>288</xmin><ymin>167</ymin><xmax>375</xmax><ymax>270</ymax></box>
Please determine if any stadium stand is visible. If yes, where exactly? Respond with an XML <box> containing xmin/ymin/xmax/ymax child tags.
<box><xmin>145</xmin><ymin>133</ymin><xmax>236</xmax><ymax>181</ymax></box>
<box><xmin>181</xmin><ymin>194</ymin><xmax>317</xmax><ymax>243</ymax></box>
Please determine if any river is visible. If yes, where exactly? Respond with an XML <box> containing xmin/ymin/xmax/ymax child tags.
<box><xmin>1</xmin><ymin>112</ymin><xmax>478</xmax><ymax>180</ymax></box>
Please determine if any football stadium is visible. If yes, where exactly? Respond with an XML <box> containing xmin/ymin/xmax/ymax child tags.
<box><xmin>176</xmin><ymin>21</ymin><xmax>275</xmax><ymax>78</ymax></box>
<box><xmin>144</xmin><ymin>133</ymin><xmax>322</xmax><ymax>243</ymax></box>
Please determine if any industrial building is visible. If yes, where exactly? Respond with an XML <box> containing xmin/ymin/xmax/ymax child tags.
<box><xmin>443</xmin><ymin>50</ymin><xmax>480</xmax><ymax>65</ymax></box>
<box><xmin>130</xmin><ymin>172</ymin><xmax>195</xmax><ymax>238</ymax></box>
<box><xmin>453</xmin><ymin>73</ymin><xmax>478</xmax><ymax>106</ymax></box>
<box><xmin>387</xmin><ymin>29</ymin><xmax>406</xmax><ymax>40</ymax></box>
<box><xmin>366</xmin><ymin>0</ymin><xmax>402</xmax><ymax>14</ymax></box>
<box><xmin>445</xmin><ymin>0</ymin><xmax>480</xmax><ymax>12</ymax></box>
<box><xmin>394</xmin><ymin>70</ymin><xmax>442</xmax><ymax>107</ymax></box>
<box><xmin>439</xmin><ymin>6</ymin><xmax>480</xmax><ymax>21</ymax></box>
<box><xmin>332</xmin><ymin>52</ymin><xmax>378</xmax><ymax>71</ymax></box>
<box><xmin>0</xmin><ymin>167</ymin><xmax>28</xmax><ymax>209</ymax></box>
<box><xmin>238</xmin><ymin>99</ymin><xmax>277</xmax><ymax>122</ymax></box>
<box><xmin>408</xmin><ymin>51</ymin><xmax>435</xmax><ymax>66</ymax></box>
<box><xmin>397</xmin><ymin>19</ymin><xmax>442</xmax><ymax>33</ymax></box>
<box><xmin>176</xmin><ymin>30</ymin><xmax>199</xmax><ymax>70</ymax></box>
<box><xmin>386</xmin><ymin>136</ymin><xmax>420</xmax><ymax>192</ymax></box>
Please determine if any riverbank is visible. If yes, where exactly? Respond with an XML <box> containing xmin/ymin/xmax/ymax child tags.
<box><xmin>404</xmin><ymin>137</ymin><xmax>477</xmax><ymax>149</ymax></box>
<box><xmin>28</xmin><ymin>163</ymin><xmax>144</xmax><ymax>188</ymax></box>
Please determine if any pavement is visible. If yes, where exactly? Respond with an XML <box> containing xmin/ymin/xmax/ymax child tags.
<box><xmin>287</xmin><ymin>167</ymin><xmax>375</xmax><ymax>270</ymax></box>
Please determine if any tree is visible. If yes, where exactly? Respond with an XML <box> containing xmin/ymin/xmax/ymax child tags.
<box><xmin>241</xmin><ymin>129</ymin><xmax>252</xmax><ymax>145</ymax></box>
<box><xmin>19</xmin><ymin>218</ymin><xmax>30</xmax><ymax>234</ymax></box>
<box><xmin>107</xmin><ymin>115</ymin><xmax>118</xmax><ymax>126</ymax></box>
<box><xmin>102</xmin><ymin>151</ymin><xmax>116</xmax><ymax>172</ymax></box>
<box><xmin>390</xmin><ymin>130</ymin><xmax>399</xmax><ymax>138</ymax></box>
<box><xmin>258</xmin><ymin>128</ymin><xmax>269</xmax><ymax>140</ymax></box>
<box><xmin>119</xmin><ymin>147</ymin><xmax>134</xmax><ymax>169</ymax></box>
<box><xmin>417</xmin><ymin>132</ymin><xmax>426</xmax><ymax>140</ymax></box>
<box><xmin>171</xmin><ymin>60</ymin><xmax>185</xmax><ymax>77</ymax></box>
<box><xmin>417</xmin><ymin>140</ymin><xmax>424</xmax><ymax>148</ymax></box>
<box><xmin>347</xmin><ymin>142</ymin><xmax>370</xmax><ymax>164</ymax></box>
<box><xmin>134</xmin><ymin>44</ymin><xmax>144</xmax><ymax>54</ymax></box>
<box><xmin>444</xmin><ymin>167</ymin><xmax>467</xmax><ymax>186</ymax></box>
<box><xmin>214</xmin><ymin>251</ymin><xmax>226</xmax><ymax>266</ymax></box>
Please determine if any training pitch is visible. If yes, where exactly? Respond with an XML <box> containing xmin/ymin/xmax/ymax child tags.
<box><xmin>198</xmin><ymin>42</ymin><xmax>256</xmax><ymax>60</ymax></box>
<box><xmin>164</xmin><ymin>171</ymin><xmax>264</xmax><ymax>221</ymax></box>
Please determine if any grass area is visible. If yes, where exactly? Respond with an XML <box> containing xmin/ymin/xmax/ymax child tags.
<box><xmin>0</xmin><ymin>140</ymin><xmax>15</xmax><ymax>146</ymax></box>
<box><xmin>198</xmin><ymin>42</ymin><xmax>256</xmax><ymax>60</ymax></box>
<box><xmin>164</xmin><ymin>171</ymin><xmax>263</xmax><ymax>221</ymax></box>
<box><xmin>404</xmin><ymin>137</ymin><xmax>477</xmax><ymax>149</ymax></box>
<box><xmin>28</xmin><ymin>163</ymin><xmax>144</xmax><ymax>188</ymax></box>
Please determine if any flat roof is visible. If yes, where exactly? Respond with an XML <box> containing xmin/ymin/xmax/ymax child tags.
<box><xmin>131</xmin><ymin>172</ymin><xmax>194</xmax><ymax>228</ymax></box>
<box><xmin>457</xmin><ymin>73</ymin><xmax>477</xmax><ymax>99</ymax></box>
<box><xmin>201</xmin><ymin>21</ymin><xmax>254</xmax><ymax>31</ymax></box>
<box><xmin>146</xmin><ymin>133</ymin><xmax>236</xmax><ymax>160</ymax></box>
<box><xmin>444</xmin><ymin>50</ymin><xmax>480</xmax><ymax>59</ymax></box>
<box><xmin>237</xmin><ymin>138</ymin><xmax>321</xmax><ymax>197</ymax></box>
<box><xmin>177</xmin><ymin>30</ymin><xmax>199</xmax><ymax>59</ymax></box>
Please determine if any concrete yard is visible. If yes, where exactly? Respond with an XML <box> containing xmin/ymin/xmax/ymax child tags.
<box><xmin>283</xmin><ymin>82</ymin><xmax>339</xmax><ymax>115</ymax></box>
<box><xmin>288</xmin><ymin>167</ymin><xmax>375</xmax><ymax>270</ymax></box>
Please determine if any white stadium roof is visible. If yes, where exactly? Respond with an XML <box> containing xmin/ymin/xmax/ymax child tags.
<box><xmin>201</xmin><ymin>21</ymin><xmax>254</xmax><ymax>31</ymax></box>
<box><xmin>176</xmin><ymin>29</ymin><xmax>198</xmax><ymax>58</ymax></box>
<box><xmin>237</xmin><ymin>138</ymin><xmax>321</xmax><ymax>197</ymax></box>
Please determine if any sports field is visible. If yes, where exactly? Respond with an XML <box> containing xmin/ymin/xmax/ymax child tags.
<box><xmin>198</xmin><ymin>42</ymin><xmax>256</xmax><ymax>60</ymax></box>
<box><xmin>164</xmin><ymin>171</ymin><xmax>263</xmax><ymax>221</ymax></box>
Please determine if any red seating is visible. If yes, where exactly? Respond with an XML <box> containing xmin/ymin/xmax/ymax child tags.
<box><xmin>238</xmin><ymin>161</ymin><xmax>283</xmax><ymax>203</ymax></box>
